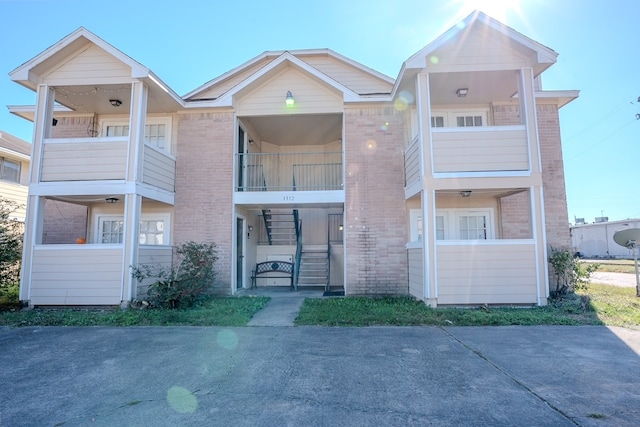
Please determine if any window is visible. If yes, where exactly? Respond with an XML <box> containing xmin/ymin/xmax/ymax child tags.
<box><xmin>101</xmin><ymin>118</ymin><xmax>171</xmax><ymax>153</ymax></box>
<box><xmin>437</xmin><ymin>209</ymin><xmax>493</xmax><ymax>240</ymax></box>
<box><xmin>431</xmin><ymin>116</ymin><xmax>445</xmax><ymax>128</ymax></box>
<box><xmin>0</xmin><ymin>157</ymin><xmax>21</xmax><ymax>183</ymax></box>
<box><xmin>455</xmin><ymin>115</ymin><xmax>483</xmax><ymax>127</ymax></box>
<box><xmin>458</xmin><ymin>214</ymin><xmax>488</xmax><ymax>239</ymax></box>
<box><xmin>430</xmin><ymin>110</ymin><xmax>488</xmax><ymax>128</ymax></box>
<box><xmin>97</xmin><ymin>215</ymin><xmax>169</xmax><ymax>245</ymax></box>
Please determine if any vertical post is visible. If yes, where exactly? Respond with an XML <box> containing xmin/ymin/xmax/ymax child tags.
<box><xmin>634</xmin><ymin>245</ymin><xmax>639</xmax><ymax>297</ymax></box>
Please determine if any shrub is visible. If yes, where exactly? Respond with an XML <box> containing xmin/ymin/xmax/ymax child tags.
<box><xmin>0</xmin><ymin>197</ymin><xmax>24</xmax><ymax>290</ymax></box>
<box><xmin>132</xmin><ymin>241</ymin><xmax>218</xmax><ymax>308</ymax></box>
<box><xmin>548</xmin><ymin>246</ymin><xmax>599</xmax><ymax>298</ymax></box>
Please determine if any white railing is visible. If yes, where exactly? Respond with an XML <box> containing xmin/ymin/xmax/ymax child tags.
<box><xmin>237</xmin><ymin>151</ymin><xmax>343</xmax><ymax>191</ymax></box>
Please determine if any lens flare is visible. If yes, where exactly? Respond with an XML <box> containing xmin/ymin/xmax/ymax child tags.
<box><xmin>217</xmin><ymin>329</ymin><xmax>239</xmax><ymax>350</ymax></box>
<box><xmin>167</xmin><ymin>386</ymin><xmax>198</xmax><ymax>414</ymax></box>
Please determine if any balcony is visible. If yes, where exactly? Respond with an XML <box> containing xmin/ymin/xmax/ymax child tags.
<box><xmin>40</xmin><ymin>137</ymin><xmax>175</xmax><ymax>191</ymax></box>
<box><xmin>432</xmin><ymin>126</ymin><xmax>529</xmax><ymax>174</ymax></box>
<box><xmin>237</xmin><ymin>151</ymin><xmax>343</xmax><ymax>192</ymax></box>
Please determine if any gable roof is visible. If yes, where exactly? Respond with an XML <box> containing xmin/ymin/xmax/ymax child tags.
<box><xmin>403</xmin><ymin>10</ymin><xmax>557</xmax><ymax>71</ymax></box>
<box><xmin>184</xmin><ymin>49</ymin><xmax>394</xmax><ymax>106</ymax></box>
<box><xmin>9</xmin><ymin>27</ymin><xmax>183</xmax><ymax>110</ymax></box>
<box><xmin>0</xmin><ymin>130</ymin><xmax>31</xmax><ymax>160</ymax></box>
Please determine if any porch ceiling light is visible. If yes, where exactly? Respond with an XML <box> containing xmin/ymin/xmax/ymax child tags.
<box><xmin>460</xmin><ymin>191</ymin><xmax>471</xmax><ymax>198</ymax></box>
<box><xmin>109</xmin><ymin>99</ymin><xmax>122</xmax><ymax>107</ymax></box>
<box><xmin>285</xmin><ymin>91</ymin><xmax>295</xmax><ymax>107</ymax></box>
<box><xmin>456</xmin><ymin>88</ymin><xmax>468</xmax><ymax>98</ymax></box>
<box><xmin>106</xmin><ymin>197</ymin><xmax>119</xmax><ymax>204</ymax></box>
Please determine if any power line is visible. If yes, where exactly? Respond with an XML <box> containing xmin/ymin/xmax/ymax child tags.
<box><xmin>565</xmin><ymin>117</ymin><xmax>636</xmax><ymax>161</ymax></box>
<box><xmin>563</xmin><ymin>96</ymin><xmax>634</xmax><ymax>144</ymax></box>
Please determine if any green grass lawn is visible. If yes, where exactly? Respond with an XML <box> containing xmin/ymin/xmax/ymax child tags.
<box><xmin>0</xmin><ymin>297</ymin><xmax>269</xmax><ymax>327</ymax></box>
<box><xmin>295</xmin><ymin>283</ymin><xmax>640</xmax><ymax>327</ymax></box>
<box><xmin>582</xmin><ymin>259</ymin><xmax>637</xmax><ymax>274</ymax></box>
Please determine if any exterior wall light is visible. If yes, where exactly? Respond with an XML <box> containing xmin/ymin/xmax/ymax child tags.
<box><xmin>285</xmin><ymin>91</ymin><xmax>295</xmax><ymax>107</ymax></box>
<box><xmin>106</xmin><ymin>197</ymin><xmax>119</xmax><ymax>203</ymax></box>
<box><xmin>109</xmin><ymin>99</ymin><xmax>122</xmax><ymax>107</ymax></box>
<box><xmin>456</xmin><ymin>88</ymin><xmax>468</xmax><ymax>97</ymax></box>
<box><xmin>460</xmin><ymin>191</ymin><xmax>471</xmax><ymax>198</ymax></box>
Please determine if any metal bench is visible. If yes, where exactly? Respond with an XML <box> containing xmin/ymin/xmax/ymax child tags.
<box><xmin>251</xmin><ymin>261</ymin><xmax>295</xmax><ymax>289</ymax></box>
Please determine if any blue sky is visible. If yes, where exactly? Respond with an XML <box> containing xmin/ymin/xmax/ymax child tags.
<box><xmin>1</xmin><ymin>0</ymin><xmax>638</xmax><ymax>224</ymax></box>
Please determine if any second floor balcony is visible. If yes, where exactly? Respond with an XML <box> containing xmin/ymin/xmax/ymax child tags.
<box><xmin>236</xmin><ymin>151</ymin><xmax>343</xmax><ymax>192</ymax></box>
<box><xmin>40</xmin><ymin>136</ymin><xmax>176</xmax><ymax>192</ymax></box>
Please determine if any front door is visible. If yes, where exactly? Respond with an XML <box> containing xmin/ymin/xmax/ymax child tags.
<box><xmin>236</xmin><ymin>217</ymin><xmax>245</xmax><ymax>291</ymax></box>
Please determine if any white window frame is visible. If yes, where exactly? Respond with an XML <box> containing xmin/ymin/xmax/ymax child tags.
<box><xmin>96</xmin><ymin>214</ymin><xmax>171</xmax><ymax>246</ymax></box>
<box><xmin>0</xmin><ymin>157</ymin><xmax>21</xmax><ymax>184</ymax></box>
<box><xmin>436</xmin><ymin>208</ymin><xmax>495</xmax><ymax>240</ymax></box>
<box><xmin>431</xmin><ymin>109</ymin><xmax>489</xmax><ymax>128</ymax></box>
<box><xmin>99</xmin><ymin>117</ymin><xmax>172</xmax><ymax>154</ymax></box>
<box><xmin>409</xmin><ymin>209</ymin><xmax>423</xmax><ymax>242</ymax></box>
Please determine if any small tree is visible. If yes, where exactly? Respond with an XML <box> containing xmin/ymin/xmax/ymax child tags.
<box><xmin>0</xmin><ymin>197</ymin><xmax>24</xmax><ymax>288</ymax></box>
<box><xmin>548</xmin><ymin>246</ymin><xmax>598</xmax><ymax>298</ymax></box>
<box><xmin>132</xmin><ymin>241</ymin><xmax>218</xmax><ymax>308</ymax></box>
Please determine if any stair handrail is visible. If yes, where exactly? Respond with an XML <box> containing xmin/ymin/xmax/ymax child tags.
<box><xmin>293</xmin><ymin>209</ymin><xmax>302</xmax><ymax>291</ymax></box>
<box><xmin>261</xmin><ymin>209</ymin><xmax>272</xmax><ymax>246</ymax></box>
<box><xmin>326</xmin><ymin>217</ymin><xmax>332</xmax><ymax>293</ymax></box>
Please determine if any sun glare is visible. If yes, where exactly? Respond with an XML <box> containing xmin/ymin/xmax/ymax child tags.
<box><xmin>453</xmin><ymin>0</ymin><xmax>523</xmax><ymax>23</ymax></box>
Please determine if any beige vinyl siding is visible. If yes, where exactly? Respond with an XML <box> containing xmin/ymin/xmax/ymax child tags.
<box><xmin>44</xmin><ymin>44</ymin><xmax>131</xmax><ymax>85</ymax></box>
<box><xmin>41</xmin><ymin>139</ymin><xmax>127</xmax><ymax>181</ymax></box>
<box><xmin>408</xmin><ymin>248</ymin><xmax>423</xmax><ymax>298</ymax></box>
<box><xmin>236</xmin><ymin>67</ymin><xmax>343</xmax><ymax>116</ymax></box>
<box><xmin>30</xmin><ymin>246</ymin><xmax>123</xmax><ymax>305</ymax></box>
<box><xmin>436</xmin><ymin>242</ymin><xmax>537</xmax><ymax>305</ymax></box>
<box><xmin>404</xmin><ymin>138</ymin><xmax>421</xmax><ymax>186</ymax></box>
<box><xmin>143</xmin><ymin>145</ymin><xmax>176</xmax><ymax>192</ymax></box>
<box><xmin>136</xmin><ymin>246</ymin><xmax>173</xmax><ymax>297</ymax></box>
<box><xmin>429</xmin><ymin>28</ymin><xmax>530</xmax><ymax>73</ymax></box>
<box><xmin>189</xmin><ymin>57</ymin><xmax>275</xmax><ymax>100</ymax></box>
<box><xmin>432</xmin><ymin>127</ymin><xmax>528</xmax><ymax>173</ymax></box>
<box><xmin>301</xmin><ymin>56</ymin><xmax>392</xmax><ymax>94</ymax></box>
<box><xmin>0</xmin><ymin>181</ymin><xmax>27</xmax><ymax>219</ymax></box>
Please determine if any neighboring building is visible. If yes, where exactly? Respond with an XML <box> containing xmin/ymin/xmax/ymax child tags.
<box><xmin>0</xmin><ymin>130</ymin><xmax>30</xmax><ymax>221</ymax></box>
<box><xmin>571</xmin><ymin>219</ymin><xmax>640</xmax><ymax>258</ymax></box>
<box><xmin>8</xmin><ymin>11</ymin><xmax>577</xmax><ymax>307</ymax></box>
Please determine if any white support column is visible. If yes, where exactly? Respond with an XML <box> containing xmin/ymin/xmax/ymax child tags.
<box><xmin>121</xmin><ymin>194</ymin><xmax>142</xmax><ymax>305</ymax></box>
<box><xmin>120</xmin><ymin>81</ymin><xmax>147</xmax><ymax>306</ymax></box>
<box><xmin>423</xmin><ymin>189</ymin><xmax>437</xmax><ymax>307</ymax></box>
<box><xmin>530</xmin><ymin>186</ymin><xmax>549</xmax><ymax>305</ymax></box>
<box><xmin>518</xmin><ymin>68</ymin><xmax>542</xmax><ymax>175</ymax></box>
<box><xmin>20</xmin><ymin>85</ymin><xmax>55</xmax><ymax>304</ymax></box>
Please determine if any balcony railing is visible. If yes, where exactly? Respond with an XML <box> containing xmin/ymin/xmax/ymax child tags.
<box><xmin>237</xmin><ymin>151</ymin><xmax>343</xmax><ymax>191</ymax></box>
<box><xmin>404</xmin><ymin>136</ymin><xmax>421</xmax><ymax>186</ymax></box>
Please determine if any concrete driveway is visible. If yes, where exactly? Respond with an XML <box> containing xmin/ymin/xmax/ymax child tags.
<box><xmin>1</xmin><ymin>325</ymin><xmax>640</xmax><ymax>426</ymax></box>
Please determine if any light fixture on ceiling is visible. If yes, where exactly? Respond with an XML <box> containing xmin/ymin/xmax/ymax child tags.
<box><xmin>460</xmin><ymin>191</ymin><xmax>472</xmax><ymax>198</ymax></box>
<box><xmin>285</xmin><ymin>91</ymin><xmax>295</xmax><ymax>107</ymax></box>
<box><xmin>109</xmin><ymin>99</ymin><xmax>122</xmax><ymax>107</ymax></box>
<box><xmin>456</xmin><ymin>88</ymin><xmax>468</xmax><ymax>98</ymax></box>
<box><xmin>106</xmin><ymin>197</ymin><xmax>119</xmax><ymax>204</ymax></box>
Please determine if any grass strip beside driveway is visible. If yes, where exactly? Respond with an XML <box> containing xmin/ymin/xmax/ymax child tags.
<box><xmin>0</xmin><ymin>297</ymin><xmax>270</xmax><ymax>327</ymax></box>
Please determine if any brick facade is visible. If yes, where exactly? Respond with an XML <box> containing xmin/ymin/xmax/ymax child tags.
<box><xmin>344</xmin><ymin>107</ymin><xmax>408</xmax><ymax>295</ymax></box>
<box><xmin>51</xmin><ymin>116</ymin><xmax>96</xmax><ymax>138</ymax></box>
<box><xmin>493</xmin><ymin>103</ymin><xmax>571</xmax><ymax>248</ymax></box>
<box><xmin>174</xmin><ymin>112</ymin><xmax>235</xmax><ymax>295</ymax></box>
<box><xmin>42</xmin><ymin>200</ymin><xmax>88</xmax><ymax>244</ymax></box>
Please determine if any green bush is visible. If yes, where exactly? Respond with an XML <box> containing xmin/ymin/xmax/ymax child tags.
<box><xmin>548</xmin><ymin>246</ymin><xmax>599</xmax><ymax>298</ymax></box>
<box><xmin>0</xmin><ymin>197</ymin><xmax>24</xmax><ymax>288</ymax></box>
<box><xmin>0</xmin><ymin>283</ymin><xmax>19</xmax><ymax>306</ymax></box>
<box><xmin>132</xmin><ymin>241</ymin><xmax>218</xmax><ymax>308</ymax></box>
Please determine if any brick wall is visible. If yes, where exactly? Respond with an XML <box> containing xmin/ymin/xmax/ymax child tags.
<box><xmin>499</xmin><ymin>191</ymin><xmax>532</xmax><ymax>239</ymax></box>
<box><xmin>42</xmin><ymin>200</ymin><xmax>88</xmax><ymax>244</ymax></box>
<box><xmin>174</xmin><ymin>112</ymin><xmax>234</xmax><ymax>295</ymax></box>
<box><xmin>344</xmin><ymin>106</ymin><xmax>408</xmax><ymax>295</ymax></box>
<box><xmin>537</xmin><ymin>104</ymin><xmax>571</xmax><ymax>249</ymax></box>
<box><xmin>51</xmin><ymin>116</ymin><xmax>96</xmax><ymax>138</ymax></box>
<box><xmin>493</xmin><ymin>103</ymin><xmax>570</xmax><ymax>248</ymax></box>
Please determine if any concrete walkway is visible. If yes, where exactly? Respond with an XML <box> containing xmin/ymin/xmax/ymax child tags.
<box><xmin>590</xmin><ymin>271</ymin><xmax>639</xmax><ymax>288</ymax></box>
<box><xmin>238</xmin><ymin>287</ymin><xmax>324</xmax><ymax>326</ymax></box>
<box><xmin>1</xmin><ymin>325</ymin><xmax>639</xmax><ymax>426</ymax></box>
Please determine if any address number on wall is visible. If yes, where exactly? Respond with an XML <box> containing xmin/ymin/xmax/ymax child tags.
<box><xmin>283</xmin><ymin>195</ymin><xmax>294</xmax><ymax>201</ymax></box>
